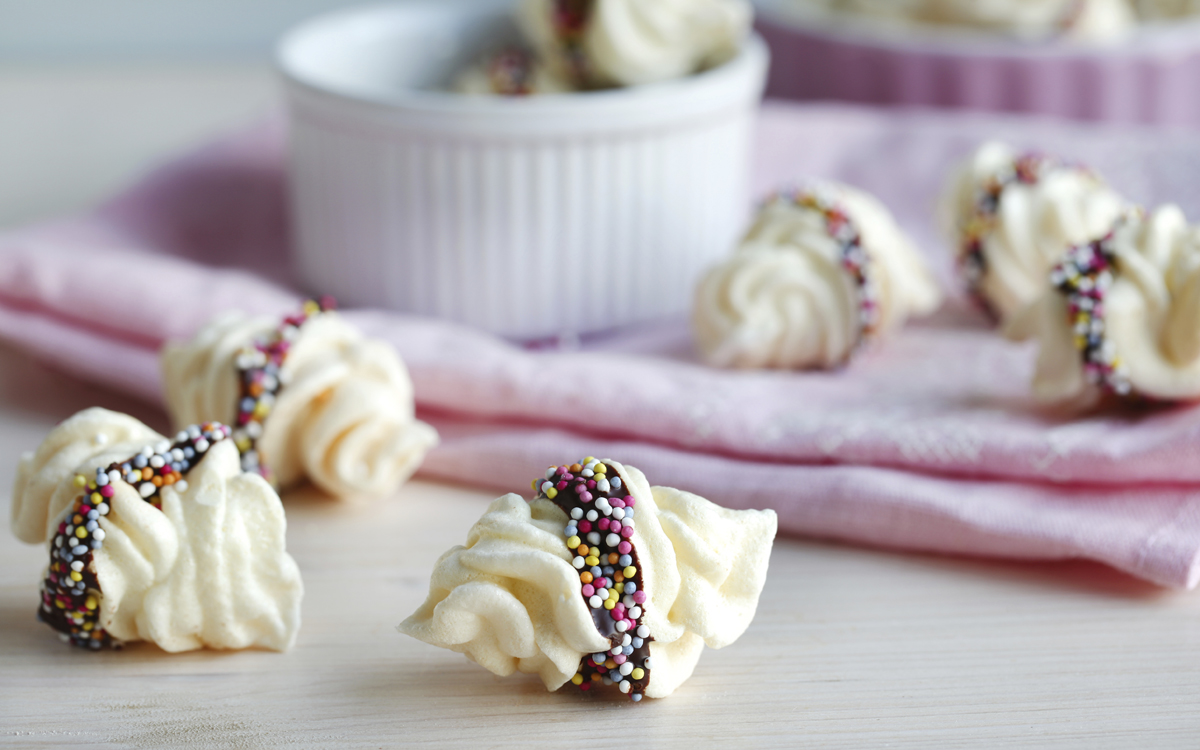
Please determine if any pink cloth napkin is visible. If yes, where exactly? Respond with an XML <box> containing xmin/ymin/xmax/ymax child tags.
<box><xmin>4</xmin><ymin>102</ymin><xmax>1200</xmax><ymax>589</ymax></box>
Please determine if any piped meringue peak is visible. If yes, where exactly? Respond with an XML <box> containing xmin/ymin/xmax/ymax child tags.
<box><xmin>694</xmin><ymin>182</ymin><xmax>941</xmax><ymax>370</ymax></box>
<box><xmin>518</xmin><ymin>0</ymin><xmax>752</xmax><ymax>89</ymax></box>
<box><xmin>946</xmin><ymin>142</ymin><xmax>1127</xmax><ymax>323</ymax></box>
<box><xmin>398</xmin><ymin>459</ymin><xmax>776</xmax><ymax>700</ymax></box>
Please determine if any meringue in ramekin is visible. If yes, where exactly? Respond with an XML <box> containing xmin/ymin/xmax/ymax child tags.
<box><xmin>787</xmin><ymin>0</ymin><xmax>1136</xmax><ymax>40</ymax></box>
<box><xmin>694</xmin><ymin>182</ymin><xmax>941</xmax><ymax>370</ymax></box>
<box><xmin>517</xmin><ymin>0</ymin><xmax>752</xmax><ymax>88</ymax></box>
<box><xmin>758</xmin><ymin>0</ymin><xmax>1200</xmax><ymax>126</ymax></box>
<box><xmin>278</xmin><ymin>0</ymin><xmax>768</xmax><ymax>339</ymax></box>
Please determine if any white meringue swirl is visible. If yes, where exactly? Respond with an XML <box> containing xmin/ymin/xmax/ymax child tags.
<box><xmin>12</xmin><ymin>408</ymin><xmax>161</xmax><ymax>545</ymax></box>
<box><xmin>694</xmin><ymin>182</ymin><xmax>941</xmax><ymax>370</ymax></box>
<box><xmin>398</xmin><ymin>461</ymin><xmax>776</xmax><ymax>699</ymax></box>
<box><xmin>161</xmin><ymin>310</ymin><xmax>438</xmax><ymax>501</ymax></box>
<box><xmin>1006</xmin><ymin>204</ymin><xmax>1200</xmax><ymax>404</ymax></box>
<box><xmin>13</xmin><ymin>407</ymin><xmax>303</xmax><ymax>652</ymax></box>
<box><xmin>810</xmin><ymin>0</ymin><xmax>1136</xmax><ymax>39</ymax></box>
<box><xmin>1135</xmin><ymin>0</ymin><xmax>1200</xmax><ymax>21</ymax></box>
<box><xmin>518</xmin><ymin>0</ymin><xmax>752</xmax><ymax>88</ymax></box>
<box><xmin>945</xmin><ymin>141</ymin><xmax>1129</xmax><ymax>323</ymax></box>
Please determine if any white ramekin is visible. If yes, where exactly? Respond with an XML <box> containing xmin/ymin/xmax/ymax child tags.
<box><xmin>277</xmin><ymin>1</ymin><xmax>768</xmax><ymax>339</ymax></box>
<box><xmin>757</xmin><ymin>0</ymin><xmax>1200</xmax><ymax>126</ymax></box>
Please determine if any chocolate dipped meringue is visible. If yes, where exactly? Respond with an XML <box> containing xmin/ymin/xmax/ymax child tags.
<box><xmin>161</xmin><ymin>300</ymin><xmax>437</xmax><ymax>501</ymax></box>
<box><xmin>1007</xmin><ymin>204</ymin><xmax>1200</xmax><ymax>406</ymax></box>
<box><xmin>693</xmin><ymin>182</ymin><xmax>941</xmax><ymax>369</ymax></box>
<box><xmin>399</xmin><ymin>458</ymin><xmax>776</xmax><ymax>700</ymax></box>
<box><xmin>12</xmin><ymin>408</ymin><xmax>302</xmax><ymax>651</ymax></box>
<box><xmin>945</xmin><ymin>141</ymin><xmax>1129</xmax><ymax>322</ymax></box>
<box><xmin>518</xmin><ymin>0</ymin><xmax>752</xmax><ymax>89</ymax></box>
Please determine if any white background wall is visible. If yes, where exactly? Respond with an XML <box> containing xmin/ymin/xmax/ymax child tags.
<box><xmin>0</xmin><ymin>0</ymin><xmax>370</xmax><ymax>60</ymax></box>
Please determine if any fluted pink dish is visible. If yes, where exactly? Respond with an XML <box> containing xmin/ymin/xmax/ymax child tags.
<box><xmin>757</xmin><ymin>0</ymin><xmax>1200</xmax><ymax>126</ymax></box>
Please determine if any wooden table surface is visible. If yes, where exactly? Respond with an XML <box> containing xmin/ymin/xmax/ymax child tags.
<box><xmin>2</xmin><ymin>63</ymin><xmax>1199</xmax><ymax>749</ymax></box>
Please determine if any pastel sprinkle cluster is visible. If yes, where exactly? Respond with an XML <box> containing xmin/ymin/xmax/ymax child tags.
<box><xmin>38</xmin><ymin>422</ymin><xmax>232</xmax><ymax>649</ymax></box>
<box><xmin>779</xmin><ymin>188</ymin><xmax>879</xmax><ymax>354</ymax></box>
<box><xmin>959</xmin><ymin>153</ymin><xmax>1074</xmax><ymax>316</ymax></box>
<box><xmin>552</xmin><ymin>0</ymin><xmax>593</xmax><ymax>87</ymax></box>
<box><xmin>532</xmin><ymin>458</ymin><xmax>651</xmax><ymax>701</ymax></box>
<box><xmin>233</xmin><ymin>297</ymin><xmax>335</xmax><ymax>481</ymax></box>
<box><xmin>1050</xmin><ymin>226</ymin><xmax>1132</xmax><ymax>396</ymax></box>
<box><xmin>485</xmin><ymin>48</ymin><xmax>537</xmax><ymax>96</ymax></box>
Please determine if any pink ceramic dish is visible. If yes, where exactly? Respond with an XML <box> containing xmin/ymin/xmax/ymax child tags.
<box><xmin>757</xmin><ymin>0</ymin><xmax>1200</xmax><ymax>126</ymax></box>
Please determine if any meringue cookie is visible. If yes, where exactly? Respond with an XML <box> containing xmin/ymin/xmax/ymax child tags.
<box><xmin>945</xmin><ymin>141</ymin><xmax>1129</xmax><ymax>323</ymax></box>
<box><xmin>1007</xmin><ymin>205</ymin><xmax>1200</xmax><ymax>405</ymax></box>
<box><xmin>694</xmin><ymin>183</ymin><xmax>942</xmax><ymax>369</ymax></box>
<box><xmin>518</xmin><ymin>0</ymin><xmax>752</xmax><ymax>88</ymax></box>
<box><xmin>454</xmin><ymin>48</ymin><xmax>573</xmax><ymax>95</ymax></box>
<box><xmin>161</xmin><ymin>302</ymin><xmax>438</xmax><ymax>501</ymax></box>
<box><xmin>14</xmin><ymin>407</ymin><xmax>302</xmax><ymax>651</ymax></box>
<box><xmin>815</xmin><ymin>0</ymin><xmax>1136</xmax><ymax>39</ymax></box>
<box><xmin>1135</xmin><ymin>0</ymin><xmax>1200</xmax><ymax>20</ymax></box>
<box><xmin>399</xmin><ymin>458</ymin><xmax>776</xmax><ymax>700</ymax></box>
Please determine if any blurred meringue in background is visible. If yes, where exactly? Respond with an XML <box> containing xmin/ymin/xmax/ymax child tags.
<box><xmin>788</xmin><ymin>0</ymin><xmax>1200</xmax><ymax>39</ymax></box>
<box><xmin>515</xmin><ymin>0</ymin><xmax>751</xmax><ymax>89</ymax></box>
<box><xmin>944</xmin><ymin>142</ymin><xmax>1129</xmax><ymax>324</ymax></box>
<box><xmin>1006</xmin><ymin>204</ymin><xmax>1200</xmax><ymax>407</ymax></box>
<box><xmin>162</xmin><ymin>304</ymin><xmax>438</xmax><ymax>502</ymax></box>
<box><xmin>694</xmin><ymin>182</ymin><xmax>941</xmax><ymax>370</ymax></box>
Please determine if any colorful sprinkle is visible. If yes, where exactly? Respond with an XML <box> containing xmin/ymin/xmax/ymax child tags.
<box><xmin>484</xmin><ymin>47</ymin><xmax>539</xmax><ymax>96</ymax></box>
<box><xmin>232</xmin><ymin>297</ymin><xmax>335</xmax><ymax>483</ymax></box>
<box><xmin>533</xmin><ymin>458</ymin><xmax>651</xmax><ymax>702</ymax></box>
<box><xmin>771</xmin><ymin>188</ymin><xmax>880</xmax><ymax>359</ymax></box>
<box><xmin>1049</xmin><ymin>216</ymin><xmax>1135</xmax><ymax>397</ymax></box>
<box><xmin>958</xmin><ymin>153</ymin><xmax>1099</xmax><ymax>318</ymax></box>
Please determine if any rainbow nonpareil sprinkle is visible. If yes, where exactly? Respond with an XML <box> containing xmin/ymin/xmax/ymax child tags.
<box><xmin>532</xmin><ymin>458</ymin><xmax>650</xmax><ymax>701</ymax></box>
<box><xmin>958</xmin><ymin>153</ymin><xmax>1099</xmax><ymax>318</ymax></box>
<box><xmin>231</xmin><ymin>297</ymin><xmax>335</xmax><ymax>482</ymax></box>
<box><xmin>772</xmin><ymin>188</ymin><xmax>880</xmax><ymax>358</ymax></box>
<box><xmin>1050</xmin><ymin>222</ymin><xmax>1133</xmax><ymax>397</ymax></box>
